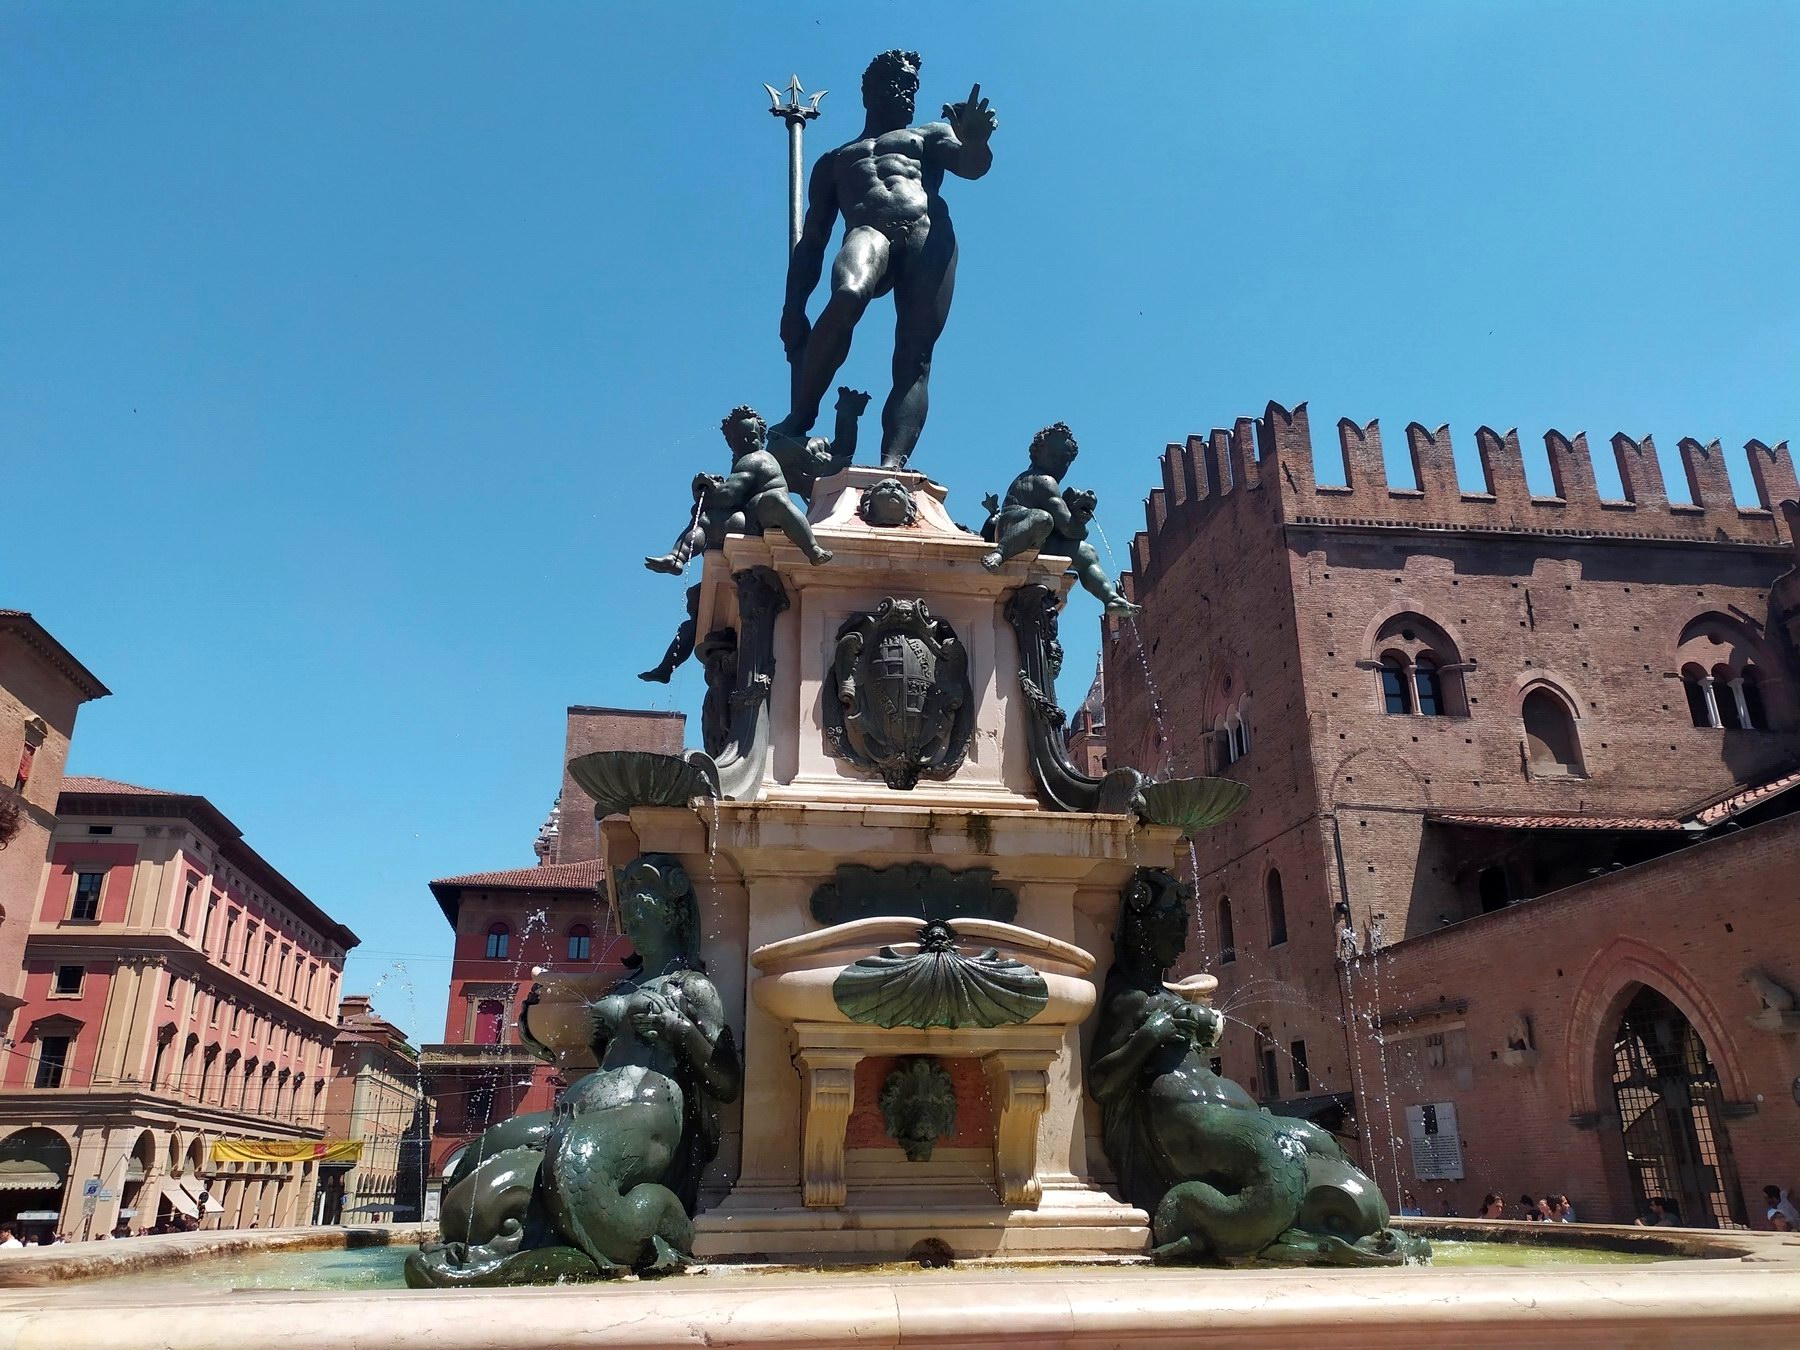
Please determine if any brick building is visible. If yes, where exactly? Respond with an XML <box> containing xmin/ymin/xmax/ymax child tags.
<box><xmin>418</xmin><ymin>707</ymin><xmax>679</xmax><ymax>1210</ymax></box>
<box><xmin>0</xmin><ymin>612</ymin><xmax>109</xmax><ymax>1039</ymax></box>
<box><xmin>0</xmin><ymin>777</ymin><xmax>357</xmax><ymax>1238</ymax></box>
<box><xmin>318</xmin><ymin>994</ymin><xmax>432</xmax><ymax>1224</ymax></box>
<box><xmin>1103</xmin><ymin>400</ymin><xmax>1800</xmax><ymax>1227</ymax></box>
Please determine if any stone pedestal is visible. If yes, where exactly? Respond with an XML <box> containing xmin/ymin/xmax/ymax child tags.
<box><xmin>603</xmin><ymin>469</ymin><xmax>1173</xmax><ymax>1261</ymax></box>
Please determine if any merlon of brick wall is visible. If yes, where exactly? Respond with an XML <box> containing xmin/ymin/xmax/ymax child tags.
<box><xmin>1123</xmin><ymin>400</ymin><xmax>1796</xmax><ymax>592</ymax></box>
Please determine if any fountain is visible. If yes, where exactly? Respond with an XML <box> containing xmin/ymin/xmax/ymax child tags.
<box><xmin>9</xmin><ymin>45</ymin><xmax>1800</xmax><ymax>1350</ymax></box>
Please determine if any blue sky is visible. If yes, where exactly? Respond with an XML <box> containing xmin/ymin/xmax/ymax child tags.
<box><xmin>5</xmin><ymin>3</ymin><xmax>1795</xmax><ymax>1041</ymax></box>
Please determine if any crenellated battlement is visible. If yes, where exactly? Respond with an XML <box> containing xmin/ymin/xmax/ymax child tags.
<box><xmin>1123</xmin><ymin>400</ymin><xmax>1795</xmax><ymax>592</ymax></box>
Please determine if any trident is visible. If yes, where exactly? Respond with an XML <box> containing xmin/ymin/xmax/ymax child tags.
<box><xmin>763</xmin><ymin>75</ymin><xmax>825</xmax><ymax>255</ymax></box>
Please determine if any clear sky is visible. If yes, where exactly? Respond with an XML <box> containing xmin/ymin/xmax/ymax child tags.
<box><xmin>5</xmin><ymin>3</ymin><xmax>1795</xmax><ymax>1042</ymax></box>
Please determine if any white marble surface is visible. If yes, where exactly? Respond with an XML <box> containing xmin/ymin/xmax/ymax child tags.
<box><xmin>3</xmin><ymin>1222</ymin><xmax>1800</xmax><ymax>1348</ymax></box>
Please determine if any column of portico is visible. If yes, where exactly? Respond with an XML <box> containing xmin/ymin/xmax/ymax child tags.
<box><xmin>294</xmin><ymin>1162</ymin><xmax>319</xmax><ymax>1229</ymax></box>
<box><xmin>220</xmin><ymin>1176</ymin><xmax>247</xmax><ymax>1230</ymax></box>
<box><xmin>59</xmin><ymin>1125</ymin><xmax>110</xmax><ymax>1236</ymax></box>
<box><xmin>84</xmin><ymin>1124</ymin><xmax>145</xmax><ymax>1238</ymax></box>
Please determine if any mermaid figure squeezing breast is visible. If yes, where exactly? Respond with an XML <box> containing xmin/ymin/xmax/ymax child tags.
<box><xmin>1087</xmin><ymin>869</ymin><xmax>1427</xmax><ymax>1268</ymax></box>
<box><xmin>405</xmin><ymin>856</ymin><xmax>741</xmax><ymax>1287</ymax></box>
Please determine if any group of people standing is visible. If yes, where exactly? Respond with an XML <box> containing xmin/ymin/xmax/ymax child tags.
<box><xmin>0</xmin><ymin>1224</ymin><xmax>66</xmax><ymax>1248</ymax></box>
<box><xmin>1472</xmin><ymin>1192</ymin><xmax>1578</xmax><ymax>1223</ymax></box>
<box><xmin>1422</xmin><ymin>1183</ymin><xmax>1800</xmax><ymax>1229</ymax></box>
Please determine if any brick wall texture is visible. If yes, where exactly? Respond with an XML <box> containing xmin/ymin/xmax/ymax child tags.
<box><xmin>554</xmin><ymin>706</ymin><xmax>686</xmax><ymax>864</ymax></box>
<box><xmin>1103</xmin><ymin>400</ymin><xmax>1800</xmax><ymax>1227</ymax></box>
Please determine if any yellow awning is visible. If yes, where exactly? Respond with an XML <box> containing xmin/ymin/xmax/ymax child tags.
<box><xmin>210</xmin><ymin>1139</ymin><xmax>362</xmax><ymax>1164</ymax></box>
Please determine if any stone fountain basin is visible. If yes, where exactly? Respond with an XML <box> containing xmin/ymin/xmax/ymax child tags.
<box><xmin>750</xmin><ymin>916</ymin><xmax>1097</xmax><ymax>1027</ymax></box>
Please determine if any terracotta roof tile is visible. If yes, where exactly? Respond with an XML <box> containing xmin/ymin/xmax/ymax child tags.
<box><xmin>430</xmin><ymin>859</ymin><xmax>604</xmax><ymax>891</ymax></box>
<box><xmin>1430</xmin><ymin>811</ymin><xmax>1682</xmax><ymax>831</ymax></box>
<box><xmin>1431</xmin><ymin>764</ymin><xmax>1800</xmax><ymax>834</ymax></box>
<box><xmin>427</xmin><ymin>858</ymin><xmax>606</xmax><ymax>929</ymax></box>
<box><xmin>1692</xmin><ymin>767</ymin><xmax>1800</xmax><ymax>826</ymax></box>
<box><xmin>60</xmin><ymin>776</ymin><xmax>180</xmax><ymax>797</ymax></box>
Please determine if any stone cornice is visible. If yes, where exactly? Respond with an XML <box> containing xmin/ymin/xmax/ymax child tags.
<box><xmin>22</xmin><ymin>931</ymin><xmax>341</xmax><ymax>1037</ymax></box>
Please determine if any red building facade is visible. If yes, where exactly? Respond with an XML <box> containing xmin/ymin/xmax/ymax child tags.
<box><xmin>1104</xmin><ymin>402</ymin><xmax>1800</xmax><ymax>1226</ymax></box>
<box><xmin>418</xmin><ymin>707</ymin><xmax>681</xmax><ymax>1206</ymax></box>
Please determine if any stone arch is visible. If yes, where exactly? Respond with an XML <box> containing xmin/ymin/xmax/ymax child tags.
<box><xmin>1361</xmin><ymin>608</ymin><xmax>1470</xmax><ymax>718</ymax></box>
<box><xmin>1675</xmin><ymin>611</ymin><xmax>1777</xmax><ymax>678</ymax></box>
<box><xmin>1676</xmin><ymin>611</ymin><xmax>1786</xmax><ymax>729</ymax></box>
<box><xmin>1563</xmin><ymin>936</ymin><xmax>1751</xmax><ymax>1120</ymax></box>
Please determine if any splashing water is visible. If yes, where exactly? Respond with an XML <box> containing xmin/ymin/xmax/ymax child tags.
<box><xmin>1364</xmin><ymin>924</ymin><xmax>1407</xmax><ymax>1206</ymax></box>
<box><xmin>1094</xmin><ymin>521</ymin><xmax>1175</xmax><ymax>781</ymax></box>
<box><xmin>368</xmin><ymin>961</ymin><xmax>432</xmax><ymax>1227</ymax></box>
<box><xmin>1213</xmin><ymin>1010</ymin><xmax>1347</xmax><ymax>1100</ymax></box>
<box><xmin>706</xmin><ymin>794</ymin><xmax>722</xmax><ymax>890</ymax></box>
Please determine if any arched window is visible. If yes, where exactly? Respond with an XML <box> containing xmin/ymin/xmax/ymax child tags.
<box><xmin>1371</xmin><ymin>614</ymin><xmax>1467</xmax><ymax>717</ymax></box>
<box><xmin>484</xmin><ymin>923</ymin><xmax>510</xmax><ymax>960</ymax></box>
<box><xmin>1414</xmin><ymin>655</ymin><xmax>1444</xmax><ymax>717</ymax></box>
<box><xmin>1676</xmin><ymin>614</ymin><xmax>1781</xmax><ymax>732</ymax></box>
<box><xmin>1378</xmin><ymin>654</ymin><xmax>1413</xmax><ymax>715</ymax></box>
<box><xmin>1265</xmin><ymin>869</ymin><xmax>1287</xmax><ymax>947</ymax></box>
<box><xmin>1213</xmin><ymin>695</ymin><xmax>1253</xmax><ymax>769</ymax></box>
<box><xmin>1522</xmin><ymin>686</ymin><xmax>1584</xmax><ymax>777</ymax></box>
<box><xmin>1219</xmin><ymin>898</ymin><xmax>1236</xmax><ymax>965</ymax></box>
<box><xmin>567</xmin><ymin>925</ymin><xmax>592</xmax><ymax>961</ymax></box>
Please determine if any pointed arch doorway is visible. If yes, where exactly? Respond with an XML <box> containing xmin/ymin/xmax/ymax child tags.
<box><xmin>1609</xmin><ymin>986</ymin><xmax>1746</xmax><ymax>1227</ymax></box>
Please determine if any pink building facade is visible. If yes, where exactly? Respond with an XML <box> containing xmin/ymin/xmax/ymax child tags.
<box><xmin>0</xmin><ymin>778</ymin><xmax>357</xmax><ymax>1239</ymax></box>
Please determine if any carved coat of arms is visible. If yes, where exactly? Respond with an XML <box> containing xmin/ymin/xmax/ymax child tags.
<box><xmin>824</xmin><ymin>598</ymin><xmax>974</xmax><ymax>789</ymax></box>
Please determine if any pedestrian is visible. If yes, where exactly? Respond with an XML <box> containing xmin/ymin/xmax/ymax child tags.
<box><xmin>1636</xmin><ymin>1196</ymin><xmax>1680</xmax><ymax>1226</ymax></box>
<box><xmin>1551</xmin><ymin>1194</ymin><xmax>1576</xmax><ymax>1223</ymax></box>
<box><xmin>0</xmin><ymin>1225</ymin><xmax>21</xmax><ymax>1250</ymax></box>
<box><xmin>1478</xmin><ymin>1192</ymin><xmax>1506</xmax><ymax>1219</ymax></box>
<box><xmin>1399</xmin><ymin>1190</ymin><xmax>1424</xmax><ymax>1218</ymax></box>
<box><xmin>1536</xmin><ymin>1197</ymin><xmax>1555</xmax><ymax>1222</ymax></box>
<box><xmin>1764</xmin><ymin>1185</ymin><xmax>1800</xmax><ymax>1229</ymax></box>
<box><xmin>1518</xmin><ymin>1194</ymin><xmax>1540</xmax><ymax>1221</ymax></box>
